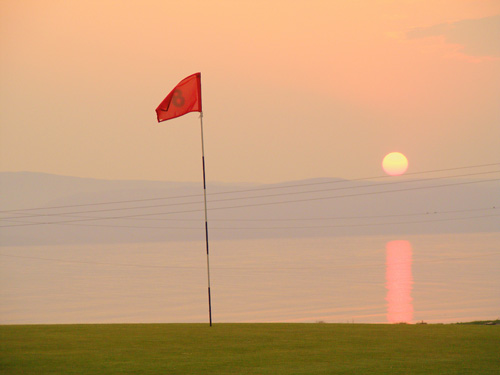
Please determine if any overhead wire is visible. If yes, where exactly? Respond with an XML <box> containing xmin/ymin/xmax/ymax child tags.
<box><xmin>1</xmin><ymin>249</ymin><xmax>499</xmax><ymax>271</ymax></box>
<box><xmin>0</xmin><ymin>163</ymin><xmax>498</xmax><ymax>230</ymax></box>
<box><xmin>1</xmin><ymin>168</ymin><xmax>499</xmax><ymax>223</ymax></box>
<box><xmin>1</xmin><ymin>206</ymin><xmax>498</xmax><ymax>231</ymax></box>
<box><xmin>54</xmin><ymin>209</ymin><xmax>500</xmax><ymax>230</ymax></box>
<box><xmin>1</xmin><ymin>162</ymin><xmax>498</xmax><ymax>215</ymax></box>
<box><xmin>0</xmin><ymin>176</ymin><xmax>498</xmax><ymax>228</ymax></box>
<box><xmin>10</xmin><ymin>206</ymin><xmax>496</xmax><ymax>223</ymax></box>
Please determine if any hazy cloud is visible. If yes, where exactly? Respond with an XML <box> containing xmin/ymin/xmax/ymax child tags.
<box><xmin>407</xmin><ymin>15</ymin><xmax>500</xmax><ymax>57</ymax></box>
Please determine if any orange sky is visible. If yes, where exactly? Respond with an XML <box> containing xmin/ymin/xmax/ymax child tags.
<box><xmin>1</xmin><ymin>0</ymin><xmax>499</xmax><ymax>183</ymax></box>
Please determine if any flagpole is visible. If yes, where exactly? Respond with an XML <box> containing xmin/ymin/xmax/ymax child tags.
<box><xmin>199</xmin><ymin>112</ymin><xmax>213</xmax><ymax>326</ymax></box>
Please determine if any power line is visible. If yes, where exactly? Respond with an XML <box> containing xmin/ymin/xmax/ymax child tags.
<box><xmin>206</xmin><ymin>213</ymin><xmax>500</xmax><ymax>230</ymax></box>
<box><xmin>197</xmin><ymin>206</ymin><xmax>499</xmax><ymax>222</ymax></box>
<box><xmin>1</xmin><ymin>169</ymin><xmax>499</xmax><ymax>222</ymax></box>
<box><xmin>1</xmin><ymin>162</ymin><xmax>499</xmax><ymax>214</ymax></box>
<box><xmin>1</xmin><ymin>249</ymin><xmax>499</xmax><ymax>271</ymax></box>
<box><xmin>0</xmin><ymin>253</ymin><xmax>201</xmax><ymax>269</ymax></box>
<box><xmin>201</xmin><ymin>170</ymin><xmax>500</xmax><ymax>207</ymax></box>
<box><xmin>202</xmin><ymin>178</ymin><xmax>499</xmax><ymax>215</ymax></box>
<box><xmin>0</xmin><ymin>177</ymin><xmax>498</xmax><ymax>228</ymax></box>
<box><xmin>3</xmin><ymin>207</ymin><xmax>498</xmax><ymax>231</ymax></box>
<box><xmin>13</xmin><ymin>206</ymin><xmax>496</xmax><ymax>224</ymax></box>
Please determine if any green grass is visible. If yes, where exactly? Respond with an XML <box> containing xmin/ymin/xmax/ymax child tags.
<box><xmin>456</xmin><ymin>319</ymin><xmax>499</xmax><ymax>325</ymax></box>
<box><xmin>1</xmin><ymin>323</ymin><xmax>499</xmax><ymax>374</ymax></box>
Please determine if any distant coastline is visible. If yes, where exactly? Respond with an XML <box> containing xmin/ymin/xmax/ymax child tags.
<box><xmin>1</xmin><ymin>171</ymin><xmax>499</xmax><ymax>246</ymax></box>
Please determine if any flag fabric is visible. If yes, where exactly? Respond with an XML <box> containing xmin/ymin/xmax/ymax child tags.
<box><xmin>156</xmin><ymin>73</ymin><xmax>202</xmax><ymax>122</ymax></box>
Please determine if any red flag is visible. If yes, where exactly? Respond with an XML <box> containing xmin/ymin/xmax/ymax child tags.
<box><xmin>156</xmin><ymin>73</ymin><xmax>202</xmax><ymax>122</ymax></box>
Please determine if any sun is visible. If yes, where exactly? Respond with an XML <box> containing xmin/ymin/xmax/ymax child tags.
<box><xmin>382</xmin><ymin>152</ymin><xmax>408</xmax><ymax>176</ymax></box>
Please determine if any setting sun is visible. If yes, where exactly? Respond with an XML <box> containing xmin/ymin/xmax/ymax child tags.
<box><xmin>382</xmin><ymin>152</ymin><xmax>408</xmax><ymax>176</ymax></box>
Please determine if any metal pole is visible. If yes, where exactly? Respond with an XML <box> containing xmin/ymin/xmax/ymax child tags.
<box><xmin>200</xmin><ymin>112</ymin><xmax>212</xmax><ymax>326</ymax></box>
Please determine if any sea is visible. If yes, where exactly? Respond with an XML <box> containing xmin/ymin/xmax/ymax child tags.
<box><xmin>1</xmin><ymin>233</ymin><xmax>499</xmax><ymax>324</ymax></box>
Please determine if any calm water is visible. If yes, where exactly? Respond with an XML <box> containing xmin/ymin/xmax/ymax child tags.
<box><xmin>1</xmin><ymin>233</ymin><xmax>499</xmax><ymax>324</ymax></box>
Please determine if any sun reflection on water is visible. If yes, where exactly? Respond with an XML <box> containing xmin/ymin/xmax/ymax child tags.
<box><xmin>385</xmin><ymin>240</ymin><xmax>414</xmax><ymax>323</ymax></box>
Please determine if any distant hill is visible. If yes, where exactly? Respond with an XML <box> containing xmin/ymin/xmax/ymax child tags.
<box><xmin>1</xmin><ymin>172</ymin><xmax>498</xmax><ymax>245</ymax></box>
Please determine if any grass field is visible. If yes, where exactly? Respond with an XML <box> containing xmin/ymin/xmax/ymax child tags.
<box><xmin>1</xmin><ymin>323</ymin><xmax>499</xmax><ymax>374</ymax></box>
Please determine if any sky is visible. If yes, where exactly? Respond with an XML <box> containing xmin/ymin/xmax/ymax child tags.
<box><xmin>1</xmin><ymin>0</ymin><xmax>499</xmax><ymax>184</ymax></box>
